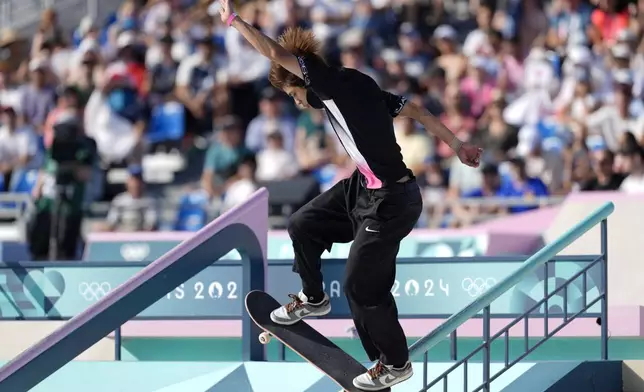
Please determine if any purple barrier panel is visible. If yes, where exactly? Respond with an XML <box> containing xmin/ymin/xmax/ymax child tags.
<box><xmin>0</xmin><ymin>188</ymin><xmax>269</xmax><ymax>392</ymax></box>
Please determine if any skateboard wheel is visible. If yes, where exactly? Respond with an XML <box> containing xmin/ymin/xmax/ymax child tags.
<box><xmin>259</xmin><ymin>332</ymin><xmax>271</xmax><ymax>344</ymax></box>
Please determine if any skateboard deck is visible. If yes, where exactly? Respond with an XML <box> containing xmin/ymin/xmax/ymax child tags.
<box><xmin>245</xmin><ymin>290</ymin><xmax>390</xmax><ymax>392</ymax></box>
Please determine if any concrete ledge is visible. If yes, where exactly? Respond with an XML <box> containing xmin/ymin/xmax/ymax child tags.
<box><xmin>623</xmin><ymin>360</ymin><xmax>644</xmax><ymax>392</ymax></box>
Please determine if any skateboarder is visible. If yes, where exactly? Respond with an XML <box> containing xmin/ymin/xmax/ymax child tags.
<box><xmin>217</xmin><ymin>1</ymin><xmax>482</xmax><ymax>390</ymax></box>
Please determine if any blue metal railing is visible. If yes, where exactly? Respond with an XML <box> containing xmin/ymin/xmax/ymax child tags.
<box><xmin>409</xmin><ymin>202</ymin><xmax>614</xmax><ymax>391</ymax></box>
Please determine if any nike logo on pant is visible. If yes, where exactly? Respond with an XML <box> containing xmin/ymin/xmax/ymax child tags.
<box><xmin>365</xmin><ymin>226</ymin><xmax>379</xmax><ymax>233</ymax></box>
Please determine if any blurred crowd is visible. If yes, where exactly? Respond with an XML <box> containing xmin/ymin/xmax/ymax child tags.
<box><xmin>0</xmin><ymin>0</ymin><xmax>643</xmax><ymax>253</ymax></box>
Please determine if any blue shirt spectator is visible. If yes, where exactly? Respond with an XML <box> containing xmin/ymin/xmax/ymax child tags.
<box><xmin>504</xmin><ymin>158</ymin><xmax>549</xmax><ymax>213</ymax></box>
<box><xmin>245</xmin><ymin>87</ymin><xmax>296</xmax><ymax>153</ymax></box>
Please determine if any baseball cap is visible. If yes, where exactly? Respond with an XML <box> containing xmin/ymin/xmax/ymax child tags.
<box><xmin>433</xmin><ymin>25</ymin><xmax>458</xmax><ymax>41</ymax></box>
<box><xmin>128</xmin><ymin>165</ymin><xmax>143</xmax><ymax>178</ymax></box>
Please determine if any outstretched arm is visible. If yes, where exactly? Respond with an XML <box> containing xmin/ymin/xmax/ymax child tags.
<box><xmin>218</xmin><ymin>0</ymin><xmax>302</xmax><ymax>80</ymax></box>
<box><xmin>398</xmin><ymin>99</ymin><xmax>483</xmax><ymax>168</ymax></box>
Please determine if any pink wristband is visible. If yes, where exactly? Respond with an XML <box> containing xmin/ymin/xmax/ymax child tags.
<box><xmin>226</xmin><ymin>12</ymin><xmax>238</xmax><ymax>27</ymax></box>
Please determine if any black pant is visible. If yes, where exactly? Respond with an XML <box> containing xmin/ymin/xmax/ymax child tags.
<box><xmin>288</xmin><ymin>170</ymin><xmax>423</xmax><ymax>366</ymax></box>
<box><xmin>28</xmin><ymin>210</ymin><xmax>83</xmax><ymax>261</ymax></box>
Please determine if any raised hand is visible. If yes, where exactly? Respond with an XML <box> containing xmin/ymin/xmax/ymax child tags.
<box><xmin>218</xmin><ymin>0</ymin><xmax>235</xmax><ymax>24</ymax></box>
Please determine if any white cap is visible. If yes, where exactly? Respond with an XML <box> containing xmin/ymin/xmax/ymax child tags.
<box><xmin>339</xmin><ymin>28</ymin><xmax>364</xmax><ymax>49</ymax></box>
<box><xmin>611</xmin><ymin>43</ymin><xmax>631</xmax><ymax>59</ymax></box>
<box><xmin>567</xmin><ymin>45</ymin><xmax>592</xmax><ymax>66</ymax></box>
<box><xmin>116</xmin><ymin>31</ymin><xmax>137</xmax><ymax>48</ymax></box>
<box><xmin>381</xmin><ymin>48</ymin><xmax>403</xmax><ymax>63</ymax></box>
<box><xmin>433</xmin><ymin>25</ymin><xmax>457</xmax><ymax>41</ymax></box>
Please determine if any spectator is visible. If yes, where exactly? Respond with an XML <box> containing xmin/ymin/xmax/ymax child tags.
<box><xmin>66</xmin><ymin>40</ymin><xmax>101</xmax><ymax>106</ymax></box>
<box><xmin>614</xmin><ymin>131</ymin><xmax>640</xmax><ymax>173</ymax></box>
<box><xmin>146</xmin><ymin>34</ymin><xmax>179</xmax><ymax>106</ymax></box>
<box><xmin>0</xmin><ymin>106</ymin><xmax>40</xmax><ymax>185</ymax></box>
<box><xmin>29</xmin><ymin>119</ymin><xmax>95</xmax><ymax>260</ymax></box>
<box><xmin>394</xmin><ymin>115</ymin><xmax>433</xmax><ymax>176</ymax></box>
<box><xmin>43</xmin><ymin>86</ymin><xmax>83</xmax><ymax>149</ymax></box>
<box><xmin>454</xmin><ymin>163</ymin><xmax>509</xmax><ymax>225</ymax></box>
<box><xmin>591</xmin><ymin>0</ymin><xmax>630</xmax><ymax>46</ymax></box>
<box><xmin>581</xmin><ymin>149</ymin><xmax>625</xmax><ymax>190</ymax></box>
<box><xmin>175</xmin><ymin>33</ymin><xmax>219</xmax><ymax>135</ymax></box>
<box><xmin>31</xmin><ymin>8</ymin><xmax>65</xmax><ymax>58</ymax></box>
<box><xmin>463</xmin><ymin>2</ymin><xmax>494</xmax><ymax>58</ymax></box>
<box><xmin>437</xmin><ymin>83</ymin><xmax>476</xmax><ymax>159</ymax></box>
<box><xmin>114</xmin><ymin>31</ymin><xmax>147</xmax><ymax>96</ymax></box>
<box><xmin>547</xmin><ymin>0</ymin><xmax>593</xmax><ymax>51</ymax></box>
<box><xmin>434</xmin><ymin>25</ymin><xmax>467</xmax><ymax>82</ymax></box>
<box><xmin>472</xmin><ymin>95</ymin><xmax>518</xmax><ymax>162</ymax></box>
<box><xmin>420</xmin><ymin>66</ymin><xmax>447</xmax><ymax>116</ymax></box>
<box><xmin>102</xmin><ymin>165</ymin><xmax>159</xmax><ymax>232</ymax></box>
<box><xmin>459</xmin><ymin>56</ymin><xmax>496</xmax><ymax>118</ymax></box>
<box><xmin>619</xmin><ymin>145</ymin><xmax>644</xmax><ymax>193</ymax></box>
<box><xmin>419</xmin><ymin>156</ymin><xmax>449</xmax><ymax>228</ymax></box>
<box><xmin>256</xmin><ymin>131</ymin><xmax>298</xmax><ymax>182</ymax></box>
<box><xmin>338</xmin><ymin>29</ymin><xmax>380</xmax><ymax>84</ymax></box>
<box><xmin>397</xmin><ymin>22</ymin><xmax>430</xmax><ymax>79</ymax></box>
<box><xmin>586</xmin><ymin>74</ymin><xmax>644</xmax><ymax>151</ymax></box>
<box><xmin>515</xmin><ymin>124</ymin><xmax>565</xmax><ymax>192</ymax></box>
<box><xmin>201</xmin><ymin>115</ymin><xmax>253</xmax><ymax>197</ymax></box>
<box><xmin>221</xmin><ymin>154</ymin><xmax>258</xmax><ymax>212</ymax></box>
<box><xmin>505</xmin><ymin>157</ymin><xmax>549</xmax><ymax>213</ymax></box>
<box><xmin>294</xmin><ymin>109</ymin><xmax>336</xmax><ymax>174</ymax></box>
<box><xmin>20</xmin><ymin>58</ymin><xmax>57</xmax><ymax>132</ymax></box>
<box><xmin>245</xmin><ymin>87</ymin><xmax>296</xmax><ymax>153</ymax></box>
<box><xmin>84</xmin><ymin>63</ymin><xmax>147</xmax><ymax>166</ymax></box>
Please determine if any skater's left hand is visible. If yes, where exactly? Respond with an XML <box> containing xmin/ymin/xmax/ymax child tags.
<box><xmin>218</xmin><ymin>0</ymin><xmax>235</xmax><ymax>24</ymax></box>
<box><xmin>457</xmin><ymin>143</ymin><xmax>483</xmax><ymax>168</ymax></box>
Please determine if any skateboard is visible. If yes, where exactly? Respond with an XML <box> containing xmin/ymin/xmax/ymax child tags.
<box><xmin>245</xmin><ymin>290</ymin><xmax>391</xmax><ymax>392</ymax></box>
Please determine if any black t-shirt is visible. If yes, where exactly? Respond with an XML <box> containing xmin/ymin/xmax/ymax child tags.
<box><xmin>297</xmin><ymin>55</ymin><xmax>410</xmax><ymax>189</ymax></box>
<box><xmin>580</xmin><ymin>174</ymin><xmax>625</xmax><ymax>191</ymax></box>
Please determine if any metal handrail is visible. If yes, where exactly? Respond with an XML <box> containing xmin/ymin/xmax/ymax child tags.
<box><xmin>426</xmin><ymin>256</ymin><xmax>605</xmax><ymax>391</ymax></box>
<box><xmin>409</xmin><ymin>201</ymin><xmax>614</xmax><ymax>390</ymax></box>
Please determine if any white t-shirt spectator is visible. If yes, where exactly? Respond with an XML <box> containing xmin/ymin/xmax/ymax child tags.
<box><xmin>0</xmin><ymin>124</ymin><xmax>40</xmax><ymax>169</ymax></box>
<box><xmin>620</xmin><ymin>172</ymin><xmax>644</xmax><ymax>193</ymax></box>
<box><xmin>106</xmin><ymin>192</ymin><xmax>159</xmax><ymax>232</ymax></box>
<box><xmin>394</xmin><ymin>129</ymin><xmax>433</xmax><ymax>172</ymax></box>
<box><xmin>222</xmin><ymin>179</ymin><xmax>258</xmax><ymax>211</ymax></box>
<box><xmin>176</xmin><ymin>52</ymin><xmax>223</xmax><ymax>88</ymax></box>
<box><xmin>449</xmin><ymin>158</ymin><xmax>482</xmax><ymax>195</ymax></box>
<box><xmin>224</xmin><ymin>29</ymin><xmax>270</xmax><ymax>83</ymax></box>
<box><xmin>245</xmin><ymin>116</ymin><xmax>297</xmax><ymax>153</ymax></box>
<box><xmin>256</xmin><ymin>148</ymin><xmax>298</xmax><ymax>182</ymax></box>
<box><xmin>586</xmin><ymin>106</ymin><xmax>644</xmax><ymax>151</ymax></box>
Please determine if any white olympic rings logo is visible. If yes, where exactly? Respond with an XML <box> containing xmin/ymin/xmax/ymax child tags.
<box><xmin>78</xmin><ymin>282</ymin><xmax>112</xmax><ymax>301</ymax></box>
<box><xmin>461</xmin><ymin>277</ymin><xmax>497</xmax><ymax>298</ymax></box>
